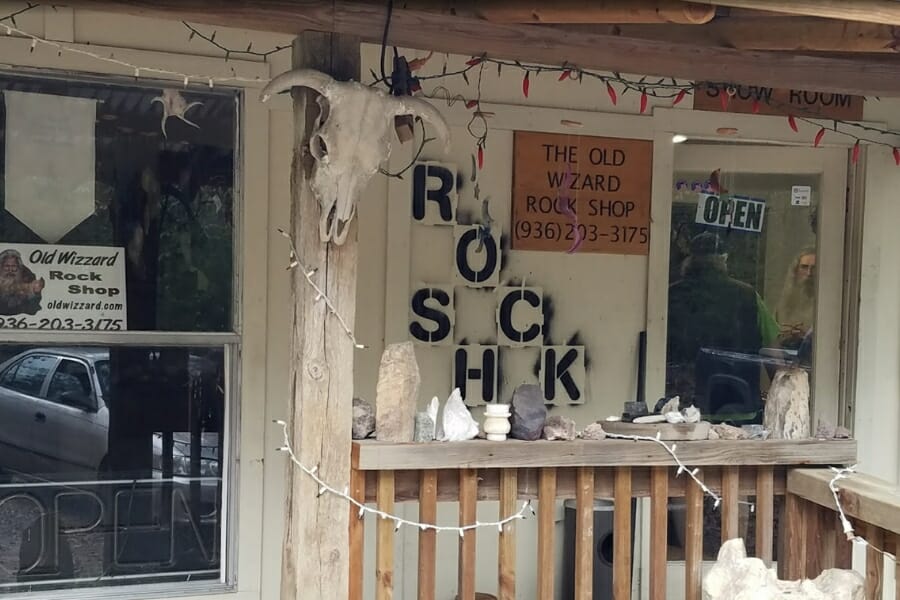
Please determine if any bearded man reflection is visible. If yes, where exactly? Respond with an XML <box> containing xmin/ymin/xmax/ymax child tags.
<box><xmin>776</xmin><ymin>248</ymin><xmax>816</xmax><ymax>349</ymax></box>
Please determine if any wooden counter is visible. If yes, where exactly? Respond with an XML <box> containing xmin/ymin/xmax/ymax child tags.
<box><xmin>352</xmin><ymin>438</ymin><xmax>857</xmax><ymax>471</ymax></box>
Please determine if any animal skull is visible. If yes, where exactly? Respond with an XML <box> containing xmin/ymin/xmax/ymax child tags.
<box><xmin>261</xmin><ymin>69</ymin><xmax>451</xmax><ymax>244</ymax></box>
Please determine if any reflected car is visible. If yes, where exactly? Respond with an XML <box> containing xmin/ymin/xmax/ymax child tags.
<box><xmin>0</xmin><ymin>347</ymin><xmax>220</xmax><ymax>513</ymax></box>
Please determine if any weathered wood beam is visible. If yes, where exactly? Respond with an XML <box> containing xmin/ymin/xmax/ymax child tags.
<box><xmin>471</xmin><ymin>0</ymin><xmax>715</xmax><ymax>24</ymax></box>
<box><xmin>282</xmin><ymin>31</ymin><xmax>360</xmax><ymax>600</ymax></box>
<box><xmin>688</xmin><ymin>0</ymin><xmax>900</xmax><ymax>25</ymax></box>
<box><xmin>595</xmin><ymin>18</ymin><xmax>900</xmax><ymax>53</ymax></box>
<box><xmin>67</xmin><ymin>1</ymin><xmax>900</xmax><ymax>96</ymax></box>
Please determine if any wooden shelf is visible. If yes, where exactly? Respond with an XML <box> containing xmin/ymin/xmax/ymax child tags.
<box><xmin>352</xmin><ymin>439</ymin><xmax>857</xmax><ymax>471</ymax></box>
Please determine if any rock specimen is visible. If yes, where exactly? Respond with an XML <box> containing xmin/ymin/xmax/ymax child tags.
<box><xmin>542</xmin><ymin>415</ymin><xmax>577</xmax><ymax>441</ymax></box>
<box><xmin>682</xmin><ymin>405</ymin><xmax>701</xmax><ymax>423</ymax></box>
<box><xmin>660</xmin><ymin>396</ymin><xmax>680</xmax><ymax>415</ymax></box>
<box><xmin>352</xmin><ymin>397</ymin><xmax>376</xmax><ymax>439</ymax></box>
<box><xmin>582</xmin><ymin>422</ymin><xmax>607</xmax><ymax>440</ymax></box>
<box><xmin>509</xmin><ymin>384</ymin><xmax>547</xmax><ymax>440</ymax></box>
<box><xmin>710</xmin><ymin>424</ymin><xmax>747</xmax><ymax>440</ymax></box>
<box><xmin>764</xmin><ymin>368</ymin><xmax>810</xmax><ymax>440</ymax></box>
<box><xmin>414</xmin><ymin>413</ymin><xmax>435</xmax><ymax>442</ymax></box>
<box><xmin>703</xmin><ymin>538</ymin><xmax>863</xmax><ymax>600</ymax></box>
<box><xmin>816</xmin><ymin>419</ymin><xmax>853</xmax><ymax>440</ymax></box>
<box><xmin>622</xmin><ymin>401</ymin><xmax>649</xmax><ymax>422</ymax></box>
<box><xmin>439</xmin><ymin>389</ymin><xmax>479</xmax><ymax>441</ymax></box>
<box><xmin>633</xmin><ymin>414</ymin><xmax>667</xmax><ymax>424</ymax></box>
<box><xmin>415</xmin><ymin>396</ymin><xmax>439</xmax><ymax>441</ymax></box>
<box><xmin>375</xmin><ymin>342</ymin><xmax>421</xmax><ymax>442</ymax></box>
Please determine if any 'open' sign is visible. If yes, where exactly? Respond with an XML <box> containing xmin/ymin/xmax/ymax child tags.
<box><xmin>694</xmin><ymin>194</ymin><xmax>765</xmax><ymax>233</ymax></box>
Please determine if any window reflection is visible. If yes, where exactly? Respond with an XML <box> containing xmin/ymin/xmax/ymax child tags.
<box><xmin>666</xmin><ymin>171</ymin><xmax>818</xmax><ymax>424</ymax></box>
<box><xmin>0</xmin><ymin>344</ymin><xmax>225</xmax><ymax>590</ymax></box>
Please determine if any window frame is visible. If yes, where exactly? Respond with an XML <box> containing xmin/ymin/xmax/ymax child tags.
<box><xmin>0</xmin><ymin>25</ymin><xmax>272</xmax><ymax>596</ymax></box>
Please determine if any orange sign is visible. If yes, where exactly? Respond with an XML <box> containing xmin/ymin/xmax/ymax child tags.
<box><xmin>511</xmin><ymin>131</ymin><xmax>652</xmax><ymax>255</ymax></box>
<box><xmin>693</xmin><ymin>84</ymin><xmax>864</xmax><ymax>121</ymax></box>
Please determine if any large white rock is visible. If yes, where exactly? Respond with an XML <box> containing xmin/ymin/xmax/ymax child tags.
<box><xmin>764</xmin><ymin>368</ymin><xmax>810</xmax><ymax>439</ymax></box>
<box><xmin>703</xmin><ymin>539</ymin><xmax>863</xmax><ymax>600</ymax></box>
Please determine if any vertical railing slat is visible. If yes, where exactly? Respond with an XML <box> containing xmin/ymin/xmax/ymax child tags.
<box><xmin>376</xmin><ymin>470</ymin><xmax>395</xmax><ymax>600</ymax></box>
<box><xmin>755</xmin><ymin>466</ymin><xmax>774</xmax><ymax>565</ymax></box>
<box><xmin>685</xmin><ymin>470</ymin><xmax>704</xmax><ymax>600</ymax></box>
<box><xmin>614</xmin><ymin>467</ymin><xmax>633</xmax><ymax>600</ymax></box>
<box><xmin>499</xmin><ymin>468</ymin><xmax>518</xmax><ymax>600</ymax></box>
<box><xmin>575</xmin><ymin>466</ymin><xmax>595</xmax><ymax>600</ymax></box>
<box><xmin>650</xmin><ymin>467</ymin><xmax>668</xmax><ymax>600</ymax></box>
<box><xmin>538</xmin><ymin>467</ymin><xmax>557</xmax><ymax>600</ymax></box>
<box><xmin>781</xmin><ymin>493</ymin><xmax>806</xmax><ymax>581</ymax></box>
<box><xmin>458</xmin><ymin>468</ymin><xmax>478</xmax><ymax>600</ymax></box>
<box><xmin>349</xmin><ymin>467</ymin><xmax>366</xmax><ymax>600</ymax></box>
<box><xmin>721</xmin><ymin>466</ymin><xmax>740</xmax><ymax>544</ymax></box>
<box><xmin>865</xmin><ymin>525</ymin><xmax>884</xmax><ymax>600</ymax></box>
<box><xmin>418</xmin><ymin>470</ymin><xmax>438</xmax><ymax>600</ymax></box>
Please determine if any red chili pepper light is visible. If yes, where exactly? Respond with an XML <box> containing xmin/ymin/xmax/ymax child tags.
<box><xmin>814</xmin><ymin>127</ymin><xmax>826</xmax><ymax>147</ymax></box>
<box><xmin>477</xmin><ymin>145</ymin><xmax>484</xmax><ymax>170</ymax></box>
<box><xmin>751</xmin><ymin>99</ymin><xmax>761</xmax><ymax>114</ymax></box>
<box><xmin>465</xmin><ymin>57</ymin><xmax>482</xmax><ymax>66</ymax></box>
<box><xmin>606</xmin><ymin>82</ymin><xmax>617</xmax><ymax>106</ymax></box>
<box><xmin>558</xmin><ymin>70</ymin><xmax>570</xmax><ymax>82</ymax></box>
<box><xmin>893</xmin><ymin>147</ymin><xmax>900</xmax><ymax>166</ymax></box>
<box><xmin>639</xmin><ymin>90</ymin><xmax>649</xmax><ymax>114</ymax></box>
<box><xmin>465</xmin><ymin>99</ymin><xmax>478</xmax><ymax>109</ymax></box>
<box><xmin>719</xmin><ymin>91</ymin><xmax>729</xmax><ymax>111</ymax></box>
<box><xmin>788</xmin><ymin>115</ymin><xmax>799</xmax><ymax>133</ymax></box>
<box><xmin>673</xmin><ymin>89</ymin><xmax>687</xmax><ymax>106</ymax></box>
<box><xmin>522</xmin><ymin>72</ymin><xmax>530</xmax><ymax>98</ymax></box>
<box><xmin>851</xmin><ymin>140</ymin><xmax>861</xmax><ymax>164</ymax></box>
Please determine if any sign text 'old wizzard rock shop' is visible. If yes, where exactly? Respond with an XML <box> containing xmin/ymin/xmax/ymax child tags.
<box><xmin>511</xmin><ymin>131</ymin><xmax>653</xmax><ymax>255</ymax></box>
<box><xmin>0</xmin><ymin>243</ymin><xmax>127</xmax><ymax>330</ymax></box>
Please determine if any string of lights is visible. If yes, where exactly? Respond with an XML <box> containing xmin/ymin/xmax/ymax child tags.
<box><xmin>1</xmin><ymin>2</ymin><xmax>897</xmax><ymax>160</ymax></box>
<box><xmin>828</xmin><ymin>466</ymin><xmax>897</xmax><ymax>562</ymax></box>
<box><xmin>181</xmin><ymin>21</ymin><xmax>290</xmax><ymax>62</ymax></box>
<box><xmin>605</xmin><ymin>430</ymin><xmax>756</xmax><ymax>511</ymax></box>
<box><xmin>275</xmin><ymin>419</ymin><xmax>532</xmax><ymax>535</ymax></box>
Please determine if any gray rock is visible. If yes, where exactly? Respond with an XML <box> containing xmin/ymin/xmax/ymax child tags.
<box><xmin>414</xmin><ymin>412</ymin><xmax>435</xmax><ymax>442</ymax></box>
<box><xmin>509</xmin><ymin>384</ymin><xmax>547</xmax><ymax>441</ymax></box>
<box><xmin>582</xmin><ymin>422</ymin><xmax>607</xmax><ymax>440</ymax></box>
<box><xmin>711</xmin><ymin>424</ymin><xmax>747</xmax><ymax>440</ymax></box>
<box><xmin>816</xmin><ymin>420</ymin><xmax>853</xmax><ymax>440</ymax></box>
<box><xmin>741</xmin><ymin>425</ymin><xmax>770</xmax><ymax>440</ymax></box>
<box><xmin>352</xmin><ymin>397</ymin><xmax>375</xmax><ymax>440</ymax></box>
<box><xmin>543</xmin><ymin>415</ymin><xmax>576</xmax><ymax>441</ymax></box>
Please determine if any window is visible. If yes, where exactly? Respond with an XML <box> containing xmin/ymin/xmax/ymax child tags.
<box><xmin>0</xmin><ymin>71</ymin><xmax>237</xmax><ymax>595</ymax></box>
<box><xmin>3</xmin><ymin>354</ymin><xmax>55</xmax><ymax>396</ymax></box>
<box><xmin>46</xmin><ymin>359</ymin><xmax>93</xmax><ymax>409</ymax></box>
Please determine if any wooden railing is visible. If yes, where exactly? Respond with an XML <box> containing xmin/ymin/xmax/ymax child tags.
<box><xmin>349</xmin><ymin>439</ymin><xmax>856</xmax><ymax>600</ymax></box>
<box><xmin>786</xmin><ymin>468</ymin><xmax>900</xmax><ymax>600</ymax></box>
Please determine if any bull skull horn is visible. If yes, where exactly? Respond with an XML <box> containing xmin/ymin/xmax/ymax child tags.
<box><xmin>259</xmin><ymin>69</ymin><xmax>335</xmax><ymax>103</ymax></box>
<box><xmin>393</xmin><ymin>96</ymin><xmax>452</xmax><ymax>150</ymax></box>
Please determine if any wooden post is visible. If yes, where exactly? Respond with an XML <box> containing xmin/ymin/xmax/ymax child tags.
<box><xmin>281</xmin><ymin>32</ymin><xmax>361</xmax><ymax>600</ymax></box>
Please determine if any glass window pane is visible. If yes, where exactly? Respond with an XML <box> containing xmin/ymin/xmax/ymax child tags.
<box><xmin>4</xmin><ymin>354</ymin><xmax>55</xmax><ymax>396</ymax></box>
<box><xmin>0</xmin><ymin>74</ymin><xmax>236</xmax><ymax>332</ymax></box>
<box><xmin>0</xmin><ymin>344</ymin><xmax>226</xmax><ymax>591</ymax></box>
<box><xmin>667</xmin><ymin>169</ymin><xmax>818</xmax><ymax>424</ymax></box>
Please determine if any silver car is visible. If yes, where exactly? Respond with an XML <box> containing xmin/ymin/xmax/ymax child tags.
<box><xmin>0</xmin><ymin>347</ymin><xmax>220</xmax><ymax>508</ymax></box>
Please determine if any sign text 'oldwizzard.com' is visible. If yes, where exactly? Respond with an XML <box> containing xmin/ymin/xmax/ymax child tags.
<box><xmin>0</xmin><ymin>243</ymin><xmax>127</xmax><ymax>330</ymax></box>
